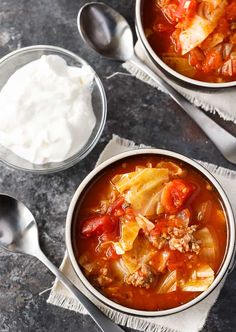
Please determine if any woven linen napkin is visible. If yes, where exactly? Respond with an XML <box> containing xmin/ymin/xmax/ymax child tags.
<box><xmin>48</xmin><ymin>134</ymin><xmax>236</xmax><ymax>332</ymax></box>
<box><xmin>122</xmin><ymin>41</ymin><xmax>236</xmax><ymax>123</ymax></box>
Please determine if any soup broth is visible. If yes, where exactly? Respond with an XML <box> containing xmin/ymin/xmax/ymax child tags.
<box><xmin>73</xmin><ymin>156</ymin><xmax>227</xmax><ymax>311</ymax></box>
<box><xmin>143</xmin><ymin>0</ymin><xmax>236</xmax><ymax>83</ymax></box>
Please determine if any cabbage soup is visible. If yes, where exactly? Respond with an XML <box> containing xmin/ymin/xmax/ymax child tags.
<box><xmin>72</xmin><ymin>155</ymin><xmax>227</xmax><ymax>311</ymax></box>
<box><xmin>143</xmin><ymin>0</ymin><xmax>236</xmax><ymax>83</ymax></box>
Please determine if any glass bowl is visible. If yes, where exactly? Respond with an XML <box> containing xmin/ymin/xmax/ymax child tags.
<box><xmin>0</xmin><ymin>45</ymin><xmax>107</xmax><ymax>174</ymax></box>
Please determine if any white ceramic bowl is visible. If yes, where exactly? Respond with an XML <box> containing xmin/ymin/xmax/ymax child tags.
<box><xmin>66</xmin><ymin>149</ymin><xmax>235</xmax><ymax>317</ymax></box>
<box><xmin>135</xmin><ymin>0</ymin><xmax>236</xmax><ymax>90</ymax></box>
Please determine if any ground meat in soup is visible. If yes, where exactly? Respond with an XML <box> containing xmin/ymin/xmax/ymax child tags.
<box><xmin>73</xmin><ymin>155</ymin><xmax>227</xmax><ymax>311</ymax></box>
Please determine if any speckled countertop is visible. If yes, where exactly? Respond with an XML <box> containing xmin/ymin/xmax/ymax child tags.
<box><xmin>0</xmin><ymin>1</ymin><xmax>236</xmax><ymax>331</ymax></box>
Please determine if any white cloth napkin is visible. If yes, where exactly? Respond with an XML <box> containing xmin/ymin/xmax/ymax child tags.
<box><xmin>48</xmin><ymin>134</ymin><xmax>236</xmax><ymax>332</ymax></box>
<box><xmin>122</xmin><ymin>41</ymin><xmax>236</xmax><ymax>123</ymax></box>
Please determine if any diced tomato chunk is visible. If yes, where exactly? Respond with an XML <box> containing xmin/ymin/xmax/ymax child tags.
<box><xmin>151</xmin><ymin>220</ymin><xmax>169</xmax><ymax>236</ymax></box>
<box><xmin>161</xmin><ymin>179</ymin><xmax>196</xmax><ymax>213</ymax></box>
<box><xmin>174</xmin><ymin>0</ymin><xmax>197</xmax><ymax>22</ymax></box>
<box><xmin>107</xmin><ymin>196</ymin><xmax>125</xmax><ymax>214</ymax></box>
<box><xmin>81</xmin><ymin>215</ymin><xmax>114</xmax><ymax>238</ymax></box>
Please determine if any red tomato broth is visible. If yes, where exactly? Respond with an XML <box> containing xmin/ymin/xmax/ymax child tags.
<box><xmin>72</xmin><ymin>156</ymin><xmax>227</xmax><ymax>311</ymax></box>
<box><xmin>142</xmin><ymin>0</ymin><xmax>236</xmax><ymax>83</ymax></box>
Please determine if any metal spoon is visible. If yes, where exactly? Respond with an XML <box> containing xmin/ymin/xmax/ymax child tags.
<box><xmin>0</xmin><ymin>194</ymin><xmax>124</xmax><ymax>332</ymax></box>
<box><xmin>78</xmin><ymin>2</ymin><xmax>236</xmax><ymax>164</ymax></box>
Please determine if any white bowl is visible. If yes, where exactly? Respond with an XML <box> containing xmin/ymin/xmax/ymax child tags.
<box><xmin>66</xmin><ymin>149</ymin><xmax>235</xmax><ymax>317</ymax></box>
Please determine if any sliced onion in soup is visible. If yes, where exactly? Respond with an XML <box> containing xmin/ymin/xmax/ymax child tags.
<box><xmin>156</xmin><ymin>270</ymin><xmax>177</xmax><ymax>294</ymax></box>
<box><xmin>195</xmin><ymin>227</ymin><xmax>218</xmax><ymax>263</ymax></box>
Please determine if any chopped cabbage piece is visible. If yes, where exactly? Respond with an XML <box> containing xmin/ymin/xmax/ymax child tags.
<box><xmin>179</xmin><ymin>0</ymin><xmax>227</xmax><ymax>54</ymax></box>
<box><xmin>99</xmin><ymin>240</ymin><xmax>125</xmax><ymax>255</ymax></box>
<box><xmin>195</xmin><ymin>227</ymin><xmax>217</xmax><ymax>261</ymax></box>
<box><xmin>136</xmin><ymin>214</ymin><xmax>155</xmax><ymax>232</ymax></box>
<box><xmin>113</xmin><ymin>242</ymin><xmax>125</xmax><ymax>255</ymax></box>
<box><xmin>102</xmin><ymin>218</ymin><xmax>140</xmax><ymax>255</ymax></box>
<box><xmin>119</xmin><ymin>220</ymin><xmax>140</xmax><ymax>251</ymax></box>
<box><xmin>143</xmin><ymin>189</ymin><xmax>165</xmax><ymax>216</ymax></box>
<box><xmin>112</xmin><ymin>168</ymin><xmax>169</xmax><ymax>216</ymax></box>
<box><xmin>195</xmin><ymin>227</ymin><xmax>214</xmax><ymax>247</ymax></box>
<box><xmin>121</xmin><ymin>236</ymin><xmax>156</xmax><ymax>274</ymax></box>
<box><xmin>180</xmin><ymin>264</ymin><xmax>214</xmax><ymax>292</ymax></box>
<box><xmin>156</xmin><ymin>193</ymin><xmax>165</xmax><ymax>214</ymax></box>
<box><xmin>110</xmin><ymin>214</ymin><xmax>155</xmax><ymax>255</ymax></box>
<box><xmin>156</xmin><ymin>161</ymin><xmax>185</xmax><ymax>177</ymax></box>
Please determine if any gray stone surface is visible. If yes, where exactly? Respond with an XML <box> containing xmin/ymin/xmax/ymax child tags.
<box><xmin>0</xmin><ymin>0</ymin><xmax>236</xmax><ymax>331</ymax></box>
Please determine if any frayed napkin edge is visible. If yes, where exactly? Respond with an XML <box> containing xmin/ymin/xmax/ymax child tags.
<box><xmin>47</xmin><ymin>291</ymin><xmax>180</xmax><ymax>332</ymax></box>
<box><xmin>122</xmin><ymin>61</ymin><xmax>236</xmax><ymax>124</ymax></box>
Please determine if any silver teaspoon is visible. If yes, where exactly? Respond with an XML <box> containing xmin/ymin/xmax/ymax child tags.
<box><xmin>78</xmin><ymin>2</ymin><xmax>236</xmax><ymax>164</ymax></box>
<box><xmin>0</xmin><ymin>194</ymin><xmax>124</xmax><ymax>332</ymax></box>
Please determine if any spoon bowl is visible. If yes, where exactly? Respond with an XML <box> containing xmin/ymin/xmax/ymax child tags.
<box><xmin>78</xmin><ymin>2</ymin><xmax>134</xmax><ymax>61</ymax></box>
<box><xmin>0</xmin><ymin>194</ymin><xmax>39</xmax><ymax>255</ymax></box>
<box><xmin>0</xmin><ymin>194</ymin><xmax>124</xmax><ymax>332</ymax></box>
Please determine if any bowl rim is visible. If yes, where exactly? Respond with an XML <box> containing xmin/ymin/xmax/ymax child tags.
<box><xmin>0</xmin><ymin>45</ymin><xmax>107</xmax><ymax>174</ymax></box>
<box><xmin>135</xmin><ymin>0</ymin><xmax>236</xmax><ymax>89</ymax></box>
<box><xmin>66</xmin><ymin>148</ymin><xmax>236</xmax><ymax>317</ymax></box>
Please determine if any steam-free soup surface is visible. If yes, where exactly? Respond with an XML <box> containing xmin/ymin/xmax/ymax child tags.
<box><xmin>143</xmin><ymin>0</ymin><xmax>236</xmax><ymax>83</ymax></box>
<box><xmin>73</xmin><ymin>156</ymin><xmax>227</xmax><ymax>311</ymax></box>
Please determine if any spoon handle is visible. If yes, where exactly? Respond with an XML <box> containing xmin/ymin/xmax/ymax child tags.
<box><xmin>130</xmin><ymin>55</ymin><xmax>236</xmax><ymax>164</ymax></box>
<box><xmin>35</xmin><ymin>249</ymin><xmax>124</xmax><ymax>332</ymax></box>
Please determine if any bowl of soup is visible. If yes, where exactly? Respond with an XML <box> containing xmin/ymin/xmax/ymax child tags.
<box><xmin>66</xmin><ymin>149</ymin><xmax>235</xmax><ymax>316</ymax></box>
<box><xmin>136</xmin><ymin>0</ymin><xmax>236</xmax><ymax>89</ymax></box>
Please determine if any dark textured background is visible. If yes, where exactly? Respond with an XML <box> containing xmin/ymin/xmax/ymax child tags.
<box><xmin>0</xmin><ymin>1</ymin><xmax>236</xmax><ymax>331</ymax></box>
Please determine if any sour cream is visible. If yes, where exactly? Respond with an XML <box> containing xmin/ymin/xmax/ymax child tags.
<box><xmin>0</xmin><ymin>55</ymin><xmax>96</xmax><ymax>164</ymax></box>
